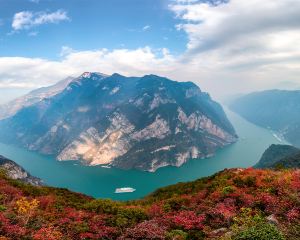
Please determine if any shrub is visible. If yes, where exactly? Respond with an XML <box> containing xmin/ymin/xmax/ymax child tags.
<box><xmin>222</xmin><ymin>186</ymin><xmax>235</xmax><ymax>195</ymax></box>
<box><xmin>186</xmin><ymin>230</ymin><xmax>205</xmax><ymax>240</ymax></box>
<box><xmin>166</xmin><ymin>230</ymin><xmax>188</xmax><ymax>240</ymax></box>
<box><xmin>83</xmin><ymin>199</ymin><xmax>121</xmax><ymax>214</ymax></box>
<box><xmin>0</xmin><ymin>205</ymin><xmax>6</xmax><ymax>212</ymax></box>
<box><xmin>119</xmin><ymin>220</ymin><xmax>166</xmax><ymax>239</ymax></box>
<box><xmin>233</xmin><ymin>223</ymin><xmax>285</xmax><ymax>240</ymax></box>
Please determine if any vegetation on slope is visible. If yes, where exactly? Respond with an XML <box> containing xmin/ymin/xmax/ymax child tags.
<box><xmin>0</xmin><ymin>167</ymin><xmax>299</xmax><ymax>239</ymax></box>
<box><xmin>254</xmin><ymin>144</ymin><xmax>300</xmax><ymax>169</ymax></box>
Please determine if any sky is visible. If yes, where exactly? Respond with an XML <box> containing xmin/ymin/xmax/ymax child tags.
<box><xmin>0</xmin><ymin>0</ymin><xmax>300</xmax><ymax>102</ymax></box>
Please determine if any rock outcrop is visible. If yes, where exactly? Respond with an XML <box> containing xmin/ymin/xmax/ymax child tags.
<box><xmin>0</xmin><ymin>155</ymin><xmax>42</xmax><ymax>186</ymax></box>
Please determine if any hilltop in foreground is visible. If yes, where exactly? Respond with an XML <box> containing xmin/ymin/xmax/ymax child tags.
<box><xmin>0</xmin><ymin>72</ymin><xmax>236</xmax><ymax>172</ymax></box>
<box><xmin>0</xmin><ymin>165</ymin><xmax>299</xmax><ymax>239</ymax></box>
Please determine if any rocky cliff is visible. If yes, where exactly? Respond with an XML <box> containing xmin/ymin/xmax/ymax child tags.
<box><xmin>0</xmin><ymin>155</ymin><xmax>42</xmax><ymax>186</ymax></box>
<box><xmin>0</xmin><ymin>72</ymin><xmax>237</xmax><ymax>171</ymax></box>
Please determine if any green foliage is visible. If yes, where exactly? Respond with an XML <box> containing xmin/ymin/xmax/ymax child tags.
<box><xmin>166</xmin><ymin>230</ymin><xmax>188</xmax><ymax>240</ymax></box>
<box><xmin>231</xmin><ymin>208</ymin><xmax>284</xmax><ymax>240</ymax></box>
<box><xmin>113</xmin><ymin>207</ymin><xmax>148</xmax><ymax>227</ymax></box>
<box><xmin>84</xmin><ymin>199</ymin><xmax>121</xmax><ymax>214</ymax></box>
<box><xmin>164</xmin><ymin>197</ymin><xmax>188</xmax><ymax>211</ymax></box>
<box><xmin>233</xmin><ymin>223</ymin><xmax>285</xmax><ymax>240</ymax></box>
<box><xmin>84</xmin><ymin>199</ymin><xmax>147</xmax><ymax>228</ymax></box>
<box><xmin>145</xmin><ymin>176</ymin><xmax>211</xmax><ymax>201</ymax></box>
<box><xmin>222</xmin><ymin>186</ymin><xmax>235</xmax><ymax>195</ymax></box>
<box><xmin>186</xmin><ymin>230</ymin><xmax>205</xmax><ymax>240</ymax></box>
<box><xmin>233</xmin><ymin>176</ymin><xmax>256</xmax><ymax>187</ymax></box>
<box><xmin>0</xmin><ymin>204</ymin><xmax>6</xmax><ymax>212</ymax></box>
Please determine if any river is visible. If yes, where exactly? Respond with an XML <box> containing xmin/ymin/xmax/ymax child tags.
<box><xmin>0</xmin><ymin>109</ymin><xmax>287</xmax><ymax>200</ymax></box>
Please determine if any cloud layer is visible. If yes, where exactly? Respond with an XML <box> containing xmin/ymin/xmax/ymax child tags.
<box><xmin>12</xmin><ymin>10</ymin><xmax>69</xmax><ymax>30</ymax></box>
<box><xmin>2</xmin><ymin>0</ymin><xmax>300</xmax><ymax>100</ymax></box>
<box><xmin>0</xmin><ymin>47</ymin><xmax>175</xmax><ymax>89</ymax></box>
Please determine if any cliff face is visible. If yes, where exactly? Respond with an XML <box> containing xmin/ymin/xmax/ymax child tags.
<box><xmin>0</xmin><ymin>72</ymin><xmax>237</xmax><ymax>171</ymax></box>
<box><xmin>0</xmin><ymin>155</ymin><xmax>42</xmax><ymax>186</ymax></box>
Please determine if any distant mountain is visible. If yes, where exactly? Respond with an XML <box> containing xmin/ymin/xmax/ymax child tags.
<box><xmin>0</xmin><ymin>76</ymin><xmax>74</xmax><ymax>120</ymax></box>
<box><xmin>229</xmin><ymin>89</ymin><xmax>300</xmax><ymax>147</ymax></box>
<box><xmin>0</xmin><ymin>155</ymin><xmax>42</xmax><ymax>186</ymax></box>
<box><xmin>255</xmin><ymin>144</ymin><xmax>300</xmax><ymax>169</ymax></box>
<box><xmin>0</xmin><ymin>72</ymin><xmax>237</xmax><ymax>171</ymax></box>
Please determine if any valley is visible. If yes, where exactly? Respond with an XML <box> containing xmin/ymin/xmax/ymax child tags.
<box><xmin>0</xmin><ymin>108</ymin><xmax>286</xmax><ymax>201</ymax></box>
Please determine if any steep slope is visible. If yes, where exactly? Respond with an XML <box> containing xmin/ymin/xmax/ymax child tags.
<box><xmin>0</xmin><ymin>76</ymin><xmax>74</xmax><ymax>120</ymax></box>
<box><xmin>0</xmin><ymin>72</ymin><xmax>237</xmax><ymax>171</ymax></box>
<box><xmin>255</xmin><ymin>144</ymin><xmax>300</xmax><ymax>169</ymax></box>
<box><xmin>0</xmin><ymin>166</ymin><xmax>298</xmax><ymax>239</ymax></box>
<box><xmin>0</xmin><ymin>155</ymin><xmax>42</xmax><ymax>186</ymax></box>
<box><xmin>229</xmin><ymin>90</ymin><xmax>300</xmax><ymax>147</ymax></box>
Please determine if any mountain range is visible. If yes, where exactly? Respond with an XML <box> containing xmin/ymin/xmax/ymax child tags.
<box><xmin>229</xmin><ymin>89</ymin><xmax>300</xmax><ymax>147</ymax></box>
<box><xmin>0</xmin><ymin>72</ymin><xmax>237</xmax><ymax>171</ymax></box>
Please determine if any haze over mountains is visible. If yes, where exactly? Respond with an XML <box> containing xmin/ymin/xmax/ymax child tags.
<box><xmin>0</xmin><ymin>76</ymin><xmax>74</xmax><ymax>120</ymax></box>
<box><xmin>0</xmin><ymin>72</ymin><xmax>237</xmax><ymax>171</ymax></box>
<box><xmin>230</xmin><ymin>89</ymin><xmax>300</xmax><ymax>147</ymax></box>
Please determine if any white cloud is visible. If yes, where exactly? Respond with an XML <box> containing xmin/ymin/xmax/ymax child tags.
<box><xmin>12</xmin><ymin>10</ymin><xmax>70</xmax><ymax>30</ymax></box>
<box><xmin>167</xmin><ymin>0</ymin><xmax>300</xmax><ymax>97</ymax></box>
<box><xmin>0</xmin><ymin>47</ymin><xmax>176</xmax><ymax>90</ymax></box>
<box><xmin>142</xmin><ymin>25</ymin><xmax>151</xmax><ymax>31</ymax></box>
<box><xmin>2</xmin><ymin>0</ymin><xmax>300</xmax><ymax>100</ymax></box>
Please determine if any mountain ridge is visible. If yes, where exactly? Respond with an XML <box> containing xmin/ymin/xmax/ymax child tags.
<box><xmin>255</xmin><ymin>144</ymin><xmax>300</xmax><ymax>169</ymax></box>
<box><xmin>0</xmin><ymin>72</ymin><xmax>237</xmax><ymax>171</ymax></box>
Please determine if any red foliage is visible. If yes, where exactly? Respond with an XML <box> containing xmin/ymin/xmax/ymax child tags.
<box><xmin>287</xmin><ymin>208</ymin><xmax>300</xmax><ymax>222</ymax></box>
<box><xmin>119</xmin><ymin>220</ymin><xmax>166</xmax><ymax>240</ymax></box>
<box><xmin>172</xmin><ymin>210</ymin><xmax>205</xmax><ymax>230</ymax></box>
<box><xmin>0</xmin><ymin>168</ymin><xmax>299</xmax><ymax>239</ymax></box>
<box><xmin>0</xmin><ymin>213</ymin><xmax>27</xmax><ymax>238</ymax></box>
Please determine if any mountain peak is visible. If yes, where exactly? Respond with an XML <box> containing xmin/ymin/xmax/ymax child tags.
<box><xmin>79</xmin><ymin>72</ymin><xmax>109</xmax><ymax>79</ymax></box>
<box><xmin>111</xmin><ymin>73</ymin><xmax>125</xmax><ymax>78</ymax></box>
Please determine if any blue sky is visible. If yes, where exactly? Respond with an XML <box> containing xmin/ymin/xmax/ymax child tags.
<box><xmin>0</xmin><ymin>0</ymin><xmax>299</xmax><ymax>102</ymax></box>
<box><xmin>0</xmin><ymin>0</ymin><xmax>187</xmax><ymax>59</ymax></box>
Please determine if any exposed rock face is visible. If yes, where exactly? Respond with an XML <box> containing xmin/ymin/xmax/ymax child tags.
<box><xmin>0</xmin><ymin>155</ymin><xmax>42</xmax><ymax>186</ymax></box>
<box><xmin>0</xmin><ymin>72</ymin><xmax>237</xmax><ymax>171</ymax></box>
